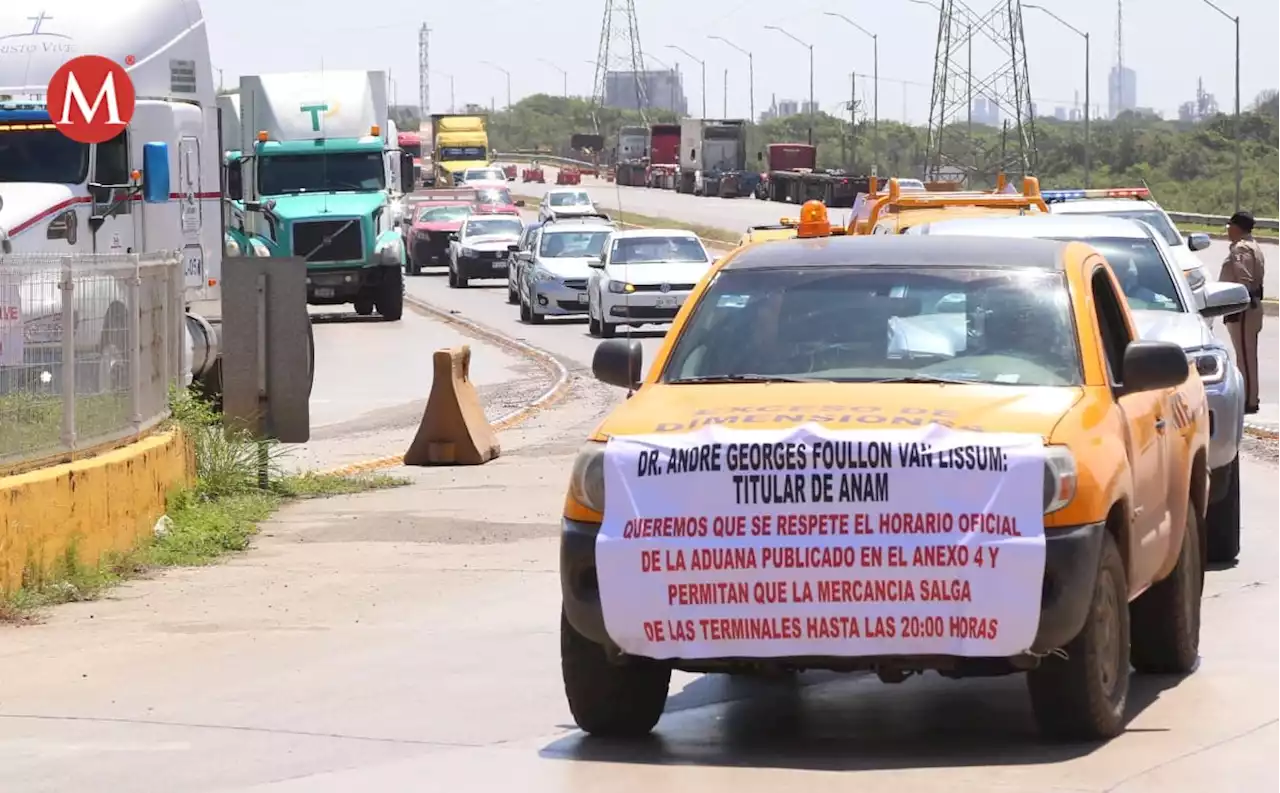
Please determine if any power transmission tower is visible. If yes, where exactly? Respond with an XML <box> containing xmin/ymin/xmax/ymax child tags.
<box><xmin>418</xmin><ymin>24</ymin><xmax>430</xmax><ymax>127</ymax></box>
<box><xmin>925</xmin><ymin>0</ymin><xmax>1037</xmax><ymax>185</ymax></box>
<box><xmin>591</xmin><ymin>0</ymin><xmax>650</xmax><ymax>129</ymax></box>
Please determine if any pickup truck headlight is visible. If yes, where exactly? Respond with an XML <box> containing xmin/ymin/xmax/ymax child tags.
<box><xmin>569</xmin><ymin>441</ymin><xmax>606</xmax><ymax>513</ymax></box>
<box><xmin>1183</xmin><ymin>266</ymin><xmax>1207</xmax><ymax>292</ymax></box>
<box><xmin>607</xmin><ymin>280</ymin><xmax>635</xmax><ymax>294</ymax></box>
<box><xmin>1189</xmin><ymin>348</ymin><xmax>1228</xmax><ymax>384</ymax></box>
<box><xmin>459</xmin><ymin>246</ymin><xmax>477</xmax><ymax>257</ymax></box>
<box><xmin>1043</xmin><ymin>446</ymin><xmax>1077</xmax><ymax>515</ymax></box>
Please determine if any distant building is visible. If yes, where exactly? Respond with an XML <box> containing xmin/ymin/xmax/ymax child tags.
<box><xmin>971</xmin><ymin>97</ymin><xmax>1001</xmax><ymax>127</ymax></box>
<box><xmin>1108</xmin><ymin>66</ymin><xmax>1137</xmax><ymax>118</ymax></box>
<box><xmin>1054</xmin><ymin>106</ymin><xmax>1068</xmax><ymax>121</ymax></box>
<box><xmin>604</xmin><ymin>70</ymin><xmax>687</xmax><ymax>114</ymax></box>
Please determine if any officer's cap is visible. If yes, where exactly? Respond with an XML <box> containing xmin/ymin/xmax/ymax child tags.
<box><xmin>1228</xmin><ymin>211</ymin><xmax>1255</xmax><ymax>232</ymax></box>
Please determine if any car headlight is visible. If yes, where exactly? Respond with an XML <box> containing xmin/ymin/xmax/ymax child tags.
<box><xmin>531</xmin><ymin>267</ymin><xmax>558</xmax><ymax>283</ymax></box>
<box><xmin>459</xmin><ymin>246</ymin><xmax>476</xmax><ymax>257</ymax></box>
<box><xmin>1184</xmin><ymin>266</ymin><xmax>1207</xmax><ymax>291</ymax></box>
<box><xmin>1043</xmin><ymin>445</ymin><xmax>1077</xmax><ymax>515</ymax></box>
<box><xmin>1190</xmin><ymin>347</ymin><xmax>1229</xmax><ymax>384</ymax></box>
<box><xmin>569</xmin><ymin>441</ymin><xmax>606</xmax><ymax>513</ymax></box>
<box><xmin>607</xmin><ymin>280</ymin><xmax>635</xmax><ymax>294</ymax></box>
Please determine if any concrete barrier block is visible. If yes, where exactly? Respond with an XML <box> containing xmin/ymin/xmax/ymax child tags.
<box><xmin>403</xmin><ymin>345</ymin><xmax>500</xmax><ymax>466</ymax></box>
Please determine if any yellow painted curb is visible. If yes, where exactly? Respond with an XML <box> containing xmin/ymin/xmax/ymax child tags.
<box><xmin>0</xmin><ymin>429</ymin><xmax>193</xmax><ymax>594</ymax></box>
<box><xmin>316</xmin><ymin>295</ymin><xmax>573</xmax><ymax>478</ymax></box>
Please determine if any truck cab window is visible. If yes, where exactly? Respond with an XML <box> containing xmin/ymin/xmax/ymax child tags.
<box><xmin>1091</xmin><ymin>265</ymin><xmax>1133</xmax><ymax>385</ymax></box>
<box><xmin>0</xmin><ymin>118</ymin><xmax>88</xmax><ymax>184</ymax></box>
<box><xmin>92</xmin><ymin>131</ymin><xmax>131</xmax><ymax>211</ymax></box>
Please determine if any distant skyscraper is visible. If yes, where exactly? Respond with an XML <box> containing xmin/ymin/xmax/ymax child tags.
<box><xmin>1108</xmin><ymin>66</ymin><xmax>1137</xmax><ymax>118</ymax></box>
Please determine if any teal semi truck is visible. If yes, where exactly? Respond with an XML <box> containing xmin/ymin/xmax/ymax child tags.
<box><xmin>224</xmin><ymin>70</ymin><xmax>414</xmax><ymax>320</ymax></box>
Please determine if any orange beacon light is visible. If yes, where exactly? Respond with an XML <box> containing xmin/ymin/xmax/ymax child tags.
<box><xmin>795</xmin><ymin>200</ymin><xmax>831</xmax><ymax>238</ymax></box>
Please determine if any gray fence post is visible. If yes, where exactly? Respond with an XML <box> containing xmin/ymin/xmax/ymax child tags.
<box><xmin>59</xmin><ymin>257</ymin><xmax>76</xmax><ymax>451</ymax></box>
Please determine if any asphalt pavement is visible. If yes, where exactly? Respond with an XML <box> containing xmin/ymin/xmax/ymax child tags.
<box><xmin>0</xmin><ymin>249</ymin><xmax>1273</xmax><ymax>790</ymax></box>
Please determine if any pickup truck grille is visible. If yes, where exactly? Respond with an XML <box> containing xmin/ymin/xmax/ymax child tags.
<box><xmin>293</xmin><ymin>220</ymin><xmax>364</xmax><ymax>263</ymax></box>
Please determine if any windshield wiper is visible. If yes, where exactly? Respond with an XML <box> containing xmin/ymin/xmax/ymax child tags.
<box><xmin>867</xmin><ymin>374</ymin><xmax>974</xmax><ymax>385</ymax></box>
<box><xmin>668</xmin><ymin>374</ymin><xmax>831</xmax><ymax>384</ymax></box>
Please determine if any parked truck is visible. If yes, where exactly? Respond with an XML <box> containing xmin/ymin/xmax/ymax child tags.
<box><xmin>226</xmin><ymin>70</ymin><xmax>414</xmax><ymax>321</ymax></box>
<box><xmin>431</xmin><ymin>113</ymin><xmax>489</xmax><ymax>186</ymax></box>
<box><xmin>676</xmin><ymin>119</ymin><xmax>756</xmax><ymax>197</ymax></box>
<box><xmin>612</xmin><ymin>125</ymin><xmax>650</xmax><ymax>187</ymax></box>
<box><xmin>0</xmin><ymin>0</ymin><xmax>224</xmax><ymax>391</ymax></box>
<box><xmin>646</xmin><ymin>123</ymin><xmax>681</xmax><ymax>189</ymax></box>
<box><xmin>753</xmin><ymin>143</ymin><xmax>867</xmax><ymax>208</ymax></box>
<box><xmin>398</xmin><ymin>130</ymin><xmax>424</xmax><ymax>186</ymax></box>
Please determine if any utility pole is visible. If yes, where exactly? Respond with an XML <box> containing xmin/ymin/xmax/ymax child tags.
<box><xmin>723</xmin><ymin>68</ymin><xmax>728</xmax><ymax>117</ymax></box>
<box><xmin>482</xmin><ymin>61</ymin><xmax>512</xmax><ymax>109</ymax></box>
<box><xmin>764</xmin><ymin>26</ymin><xmax>815</xmax><ymax>145</ymax></box>
<box><xmin>709</xmin><ymin>35</ymin><xmax>755</xmax><ymax>122</ymax></box>
<box><xmin>538</xmin><ymin>58</ymin><xmax>569</xmax><ymax>98</ymax></box>
<box><xmin>418</xmin><ymin>24</ymin><xmax>430</xmax><ymax>123</ymax></box>
<box><xmin>1025</xmin><ymin>5</ymin><xmax>1091</xmax><ymax>187</ymax></box>
<box><xmin>1196</xmin><ymin>0</ymin><xmax>1243</xmax><ymax>210</ymax></box>
<box><xmin>850</xmin><ymin>72</ymin><xmax>858</xmax><ymax>170</ymax></box>
<box><xmin>667</xmin><ymin>45</ymin><xmax>706</xmax><ymax>118</ymax></box>
<box><xmin>824</xmin><ymin>13</ymin><xmax>878</xmax><ymax>171</ymax></box>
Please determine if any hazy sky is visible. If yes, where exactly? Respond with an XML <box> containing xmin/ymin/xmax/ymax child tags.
<box><xmin>205</xmin><ymin>0</ymin><xmax>1279</xmax><ymax>124</ymax></box>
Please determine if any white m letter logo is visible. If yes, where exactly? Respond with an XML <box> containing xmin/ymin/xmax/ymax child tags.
<box><xmin>58</xmin><ymin>71</ymin><xmax>125</xmax><ymax>125</ymax></box>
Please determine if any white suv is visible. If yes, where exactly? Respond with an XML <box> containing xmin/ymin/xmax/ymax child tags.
<box><xmin>586</xmin><ymin>229</ymin><xmax>713</xmax><ymax>337</ymax></box>
<box><xmin>539</xmin><ymin>189</ymin><xmax>600</xmax><ymax>222</ymax></box>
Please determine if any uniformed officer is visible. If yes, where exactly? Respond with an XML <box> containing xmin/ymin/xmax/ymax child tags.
<box><xmin>1221</xmin><ymin>211</ymin><xmax>1267</xmax><ymax>414</ymax></box>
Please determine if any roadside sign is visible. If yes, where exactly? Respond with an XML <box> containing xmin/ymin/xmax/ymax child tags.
<box><xmin>0</xmin><ymin>282</ymin><xmax>21</xmax><ymax>367</ymax></box>
<box><xmin>46</xmin><ymin>55</ymin><xmax>136</xmax><ymax>144</ymax></box>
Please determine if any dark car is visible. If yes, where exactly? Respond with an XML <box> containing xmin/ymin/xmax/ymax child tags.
<box><xmin>407</xmin><ymin>202</ymin><xmax>472</xmax><ymax>275</ymax></box>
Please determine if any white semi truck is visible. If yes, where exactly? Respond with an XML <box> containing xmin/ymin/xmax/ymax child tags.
<box><xmin>0</xmin><ymin>0</ymin><xmax>223</xmax><ymax>387</ymax></box>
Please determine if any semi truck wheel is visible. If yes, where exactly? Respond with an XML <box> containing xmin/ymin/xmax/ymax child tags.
<box><xmin>376</xmin><ymin>267</ymin><xmax>404</xmax><ymax>321</ymax></box>
<box><xmin>560</xmin><ymin>610</ymin><xmax>670</xmax><ymax>738</ymax></box>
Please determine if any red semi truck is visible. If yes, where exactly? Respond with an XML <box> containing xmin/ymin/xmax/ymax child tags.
<box><xmin>754</xmin><ymin>142</ymin><xmax>866</xmax><ymax>207</ymax></box>
<box><xmin>646</xmin><ymin>123</ymin><xmax>681</xmax><ymax>189</ymax></box>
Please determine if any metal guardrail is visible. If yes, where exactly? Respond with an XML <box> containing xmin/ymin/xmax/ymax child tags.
<box><xmin>0</xmin><ymin>252</ymin><xmax>184</xmax><ymax>471</ymax></box>
<box><xmin>1165</xmin><ymin>211</ymin><xmax>1280</xmax><ymax>232</ymax></box>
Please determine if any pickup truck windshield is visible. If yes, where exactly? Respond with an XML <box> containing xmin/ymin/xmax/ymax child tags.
<box><xmin>0</xmin><ymin>121</ymin><xmax>88</xmax><ymax>183</ymax></box>
<box><xmin>463</xmin><ymin>169</ymin><xmax>505</xmax><ymax>182</ymax></box>
<box><xmin>549</xmin><ymin>192</ymin><xmax>591</xmax><ymax>206</ymax></box>
<box><xmin>258</xmin><ymin>152</ymin><xmax>385</xmax><ymax>195</ymax></box>
<box><xmin>474</xmin><ymin>187</ymin><xmax>512</xmax><ymax>205</ymax></box>
<box><xmin>464</xmin><ymin>218</ymin><xmax>522</xmax><ymax>238</ymax></box>
<box><xmin>663</xmin><ymin>266</ymin><xmax>1083</xmax><ymax>387</ymax></box>
<box><xmin>1093</xmin><ymin>209</ymin><xmax>1181</xmax><ymax>246</ymax></box>
<box><xmin>418</xmin><ymin>205</ymin><xmax>470</xmax><ymax>222</ymax></box>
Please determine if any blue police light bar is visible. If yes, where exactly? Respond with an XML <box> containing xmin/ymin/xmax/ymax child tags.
<box><xmin>1042</xmin><ymin>187</ymin><xmax>1151</xmax><ymax>204</ymax></box>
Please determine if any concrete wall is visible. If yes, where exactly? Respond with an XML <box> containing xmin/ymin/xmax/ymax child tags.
<box><xmin>0</xmin><ymin>431</ymin><xmax>193</xmax><ymax>593</ymax></box>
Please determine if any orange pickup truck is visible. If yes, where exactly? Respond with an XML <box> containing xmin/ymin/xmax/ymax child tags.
<box><xmin>560</xmin><ymin>233</ymin><xmax>1209</xmax><ymax>743</ymax></box>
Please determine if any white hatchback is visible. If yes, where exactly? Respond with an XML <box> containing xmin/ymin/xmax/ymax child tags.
<box><xmin>586</xmin><ymin>229</ymin><xmax>713</xmax><ymax>337</ymax></box>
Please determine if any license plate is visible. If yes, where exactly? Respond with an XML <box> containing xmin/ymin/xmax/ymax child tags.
<box><xmin>492</xmin><ymin>261</ymin><xmax>506</xmax><ymax>270</ymax></box>
<box><xmin>577</xmin><ymin>292</ymin><xmax>589</xmax><ymax>304</ymax></box>
<box><xmin>656</xmin><ymin>295</ymin><xmax>678</xmax><ymax>308</ymax></box>
<box><xmin>314</xmin><ymin>287</ymin><xmax>335</xmax><ymax>298</ymax></box>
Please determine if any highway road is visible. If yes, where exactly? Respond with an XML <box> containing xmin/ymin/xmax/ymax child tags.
<box><xmin>0</xmin><ymin>246</ymin><xmax>1274</xmax><ymax>791</ymax></box>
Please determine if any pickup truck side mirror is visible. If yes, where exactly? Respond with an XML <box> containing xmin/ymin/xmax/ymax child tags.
<box><xmin>1121</xmin><ymin>340</ymin><xmax>1190</xmax><ymax>394</ymax></box>
<box><xmin>1199</xmin><ymin>281</ymin><xmax>1251</xmax><ymax>318</ymax></box>
<box><xmin>589</xmin><ymin>257</ymin><xmax>606</xmax><ymax>268</ymax></box>
<box><xmin>1187</xmin><ymin>232</ymin><xmax>1212</xmax><ymax>252</ymax></box>
<box><xmin>593</xmin><ymin>338</ymin><xmax>644</xmax><ymax>390</ymax></box>
<box><xmin>507</xmin><ymin>244</ymin><xmax>520</xmax><ymax>252</ymax></box>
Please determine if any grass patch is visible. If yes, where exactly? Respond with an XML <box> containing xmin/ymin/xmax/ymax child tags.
<box><xmin>0</xmin><ymin>389</ymin><xmax>408</xmax><ymax>621</ymax></box>
<box><xmin>0</xmin><ymin>390</ymin><xmax>131</xmax><ymax>464</ymax></box>
<box><xmin>515</xmin><ymin>194</ymin><xmax>740</xmax><ymax>246</ymax></box>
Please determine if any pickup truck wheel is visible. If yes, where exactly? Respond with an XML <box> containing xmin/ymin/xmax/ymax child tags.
<box><xmin>375</xmin><ymin>268</ymin><xmax>404</xmax><ymax>321</ymax></box>
<box><xmin>1130</xmin><ymin>507</ymin><xmax>1202</xmax><ymax>674</ymax></box>
<box><xmin>1027</xmin><ymin>531</ymin><xmax>1129</xmax><ymax>741</ymax></box>
<box><xmin>1206</xmin><ymin>456</ymin><xmax>1240</xmax><ymax>563</ymax></box>
<box><xmin>560</xmin><ymin>609</ymin><xmax>669</xmax><ymax>737</ymax></box>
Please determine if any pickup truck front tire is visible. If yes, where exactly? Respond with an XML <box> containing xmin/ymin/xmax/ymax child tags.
<box><xmin>1206</xmin><ymin>456</ymin><xmax>1240</xmax><ymax>564</ymax></box>
<box><xmin>1027</xmin><ymin>531</ymin><xmax>1129</xmax><ymax>741</ymax></box>
<box><xmin>561</xmin><ymin>609</ymin><xmax>670</xmax><ymax>737</ymax></box>
<box><xmin>1130</xmin><ymin>507</ymin><xmax>1202</xmax><ymax>674</ymax></box>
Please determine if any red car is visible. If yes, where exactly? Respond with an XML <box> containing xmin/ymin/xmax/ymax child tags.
<box><xmin>471</xmin><ymin>186</ymin><xmax>525</xmax><ymax>209</ymax></box>
<box><xmin>407</xmin><ymin>201</ymin><xmax>472</xmax><ymax>275</ymax></box>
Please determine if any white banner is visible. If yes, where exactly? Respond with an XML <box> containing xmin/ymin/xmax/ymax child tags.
<box><xmin>597</xmin><ymin>423</ymin><xmax>1046</xmax><ymax>660</ymax></box>
<box><xmin>0</xmin><ymin>282</ymin><xmax>21</xmax><ymax>367</ymax></box>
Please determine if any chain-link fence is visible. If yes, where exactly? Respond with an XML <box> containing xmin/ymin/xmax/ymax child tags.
<box><xmin>0</xmin><ymin>252</ymin><xmax>184</xmax><ymax>472</ymax></box>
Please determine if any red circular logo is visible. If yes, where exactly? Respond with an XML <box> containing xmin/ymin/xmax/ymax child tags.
<box><xmin>46</xmin><ymin>55</ymin><xmax>136</xmax><ymax>144</ymax></box>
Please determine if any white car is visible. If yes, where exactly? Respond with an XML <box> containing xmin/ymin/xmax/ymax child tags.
<box><xmin>1043</xmin><ymin>188</ymin><xmax>1213</xmax><ymax>301</ymax></box>
<box><xmin>456</xmin><ymin>166</ymin><xmax>509</xmax><ymax>191</ymax></box>
<box><xmin>517</xmin><ymin>218</ymin><xmax>616</xmax><ymax>324</ymax></box>
<box><xmin>447</xmin><ymin>214</ymin><xmax>524</xmax><ymax>288</ymax></box>
<box><xmin>587</xmin><ymin>229</ymin><xmax>713</xmax><ymax>337</ymax></box>
<box><xmin>538</xmin><ymin>189</ymin><xmax>601</xmax><ymax>222</ymax></box>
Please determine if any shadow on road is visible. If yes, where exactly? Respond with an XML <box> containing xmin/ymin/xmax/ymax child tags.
<box><xmin>309</xmin><ymin>312</ymin><xmax>393</xmax><ymax>325</ymax></box>
<box><xmin>540</xmin><ymin>669</ymin><xmax>1189</xmax><ymax>772</ymax></box>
